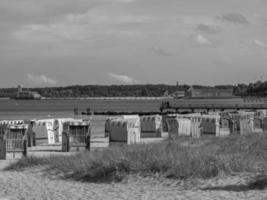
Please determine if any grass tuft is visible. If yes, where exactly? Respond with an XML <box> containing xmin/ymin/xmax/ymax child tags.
<box><xmin>6</xmin><ymin>134</ymin><xmax>267</xmax><ymax>182</ymax></box>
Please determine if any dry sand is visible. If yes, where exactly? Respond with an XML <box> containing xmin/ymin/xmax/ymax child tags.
<box><xmin>1</xmin><ymin>158</ymin><xmax>267</xmax><ymax>200</ymax></box>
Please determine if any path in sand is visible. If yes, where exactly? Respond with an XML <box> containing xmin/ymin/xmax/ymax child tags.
<box><xmin>1</xmin><ymin>160</ymin><xmax>267</xmax><ymax>200</ymax></box>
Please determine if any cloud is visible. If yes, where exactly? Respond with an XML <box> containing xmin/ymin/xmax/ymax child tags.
<box><xmin>27</xmin><ymin>73</ymin><xmax>57</xmax><ymax>85</ymax></box>
<box><xmin>195</xmin><ymin>34</ymin><xmax>212</xmax><ymax>46</ymax></box>
<box><xmin>14</xmin><ymin>7</ymin><xmax>154</xmax><ymax>42</ymax></box>
<box><xmin>0</xmin><ymin>0</ymin><xmax>134</xmax><ymax>21</ymax></box>
<box><xmin>217</xmin><ymin>13</ymin><xmax>249</xmax><ymax>25</ymax></box>
<box><xmin>104</xmin><ymin>0</ymin><xmax>134</xmax><ymax>2</ymax></box>
<box><xmin>108</xmin><ymin>73</ymin><xmax>138</xmax><ymax>84</ymax></box>
<box><xmin>15</xmin><ymin>23</ymin><xmax>91</xmax><ymax>42</ymax></box>
<box><xmin>196</xmin><ymin>24</ymin><xmax>222</xmax><ymax>34</ymax></box>
<box><xmin>152</xmin><ymin>46</ymin><xmax>172</xmax><ymax>56</ymax></box>
<box><xmin>254</xmin><ymin>39</ymin><xmax>266</xmax><ymax>48</ymax></box>
<box><xmin>66</xmin><ymin>9</ymin><xmax>155</xmax><ymax>25</ymax></box>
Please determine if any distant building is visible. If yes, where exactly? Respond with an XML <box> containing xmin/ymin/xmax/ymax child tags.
<box><xmin>14</xmin><ymin>85</ymin><xmax>42</xmax><ymax>100</ymax></box>
<box><xmin>18</xmin><ymin>84</ymin><xmax>23</xmax><ymax>93</ymax></box>
<box><xmin>171</xmin><ymin>81</ymin><xmax>186</xmax><ymax>98</ymax></box>
<box><xmin>186</xmin><ymin>87</ymin><xmax>234</xmax><ymax>98</ymax></box>
<box><xmin>172</xmin><ymin>91</ymin><xmax>186</xmax><ymax>98</ymax></box>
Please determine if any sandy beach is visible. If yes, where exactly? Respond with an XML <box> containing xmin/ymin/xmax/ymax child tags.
<box><xmin>1</xmin><ymin>158</ymin><xmax>267</xmax><ymax>200</ymax></box>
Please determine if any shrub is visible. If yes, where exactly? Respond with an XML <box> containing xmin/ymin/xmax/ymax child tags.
<box><xmin>6</xmin><ymin>134</ymin><xmax>267</xmax><ymax>182</ymax></box>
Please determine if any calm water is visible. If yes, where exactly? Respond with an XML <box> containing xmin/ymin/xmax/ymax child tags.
<box><xmin>0</xmin><ymin>98</ymin><xmax>251</xmax><ymax>137</ymax></box>
<box><xmin>0</xmin><ymin>99</ymin><xmax>162</xmax><ymax>120</ymax></box>
<box><xmin>0</xmin><ymin>97</ymin><xmax>248</xmax><ymax>120</ymax></box>
<box><xmin>0</xmin><ymin>99</ymin><xmax>163</xmax><ymax>137</ymax></box>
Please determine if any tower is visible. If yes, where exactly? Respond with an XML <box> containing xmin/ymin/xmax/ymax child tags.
<box><xmin>18</xmin><ymin>85</ymin><xmax>23</xmax><ymax>93</ymax></box>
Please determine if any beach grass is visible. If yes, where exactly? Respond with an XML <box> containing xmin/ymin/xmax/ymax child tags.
<box><xmin>6</xmin><ymin>133</ymin><xmax>267</xmax><ymax>182</ymax></box>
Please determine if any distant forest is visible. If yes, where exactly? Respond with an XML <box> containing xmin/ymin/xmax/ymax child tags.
<box><xmin>0</xmin><ymin>81</ymin><xmax>267</xmax><ymax>98</ymax></box>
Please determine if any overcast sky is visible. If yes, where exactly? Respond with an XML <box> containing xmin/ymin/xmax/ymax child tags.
<box><xmin>0</xmin><ymin>0</ymin><xmax>267</xmax><ymax>87</ymax></box>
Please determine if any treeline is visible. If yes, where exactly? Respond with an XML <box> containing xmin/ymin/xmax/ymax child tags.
<box><xmin>35</xmin><ymin>84</ymin><xmax>189</xmax><ymax>97</ymax></box>
<box><xmin>0</xmin><ymin>81</ymin><xmax>267</xmax><ymax>98</ymax></box>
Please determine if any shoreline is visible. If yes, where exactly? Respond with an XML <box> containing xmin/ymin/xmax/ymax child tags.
<box><xmin>5</xmin><ymin>97</ymin><xmax>170</xmax><ymax>101</ymax></box>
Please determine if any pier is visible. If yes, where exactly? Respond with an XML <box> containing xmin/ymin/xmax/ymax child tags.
<box><xmin>160</xmin><ymin>101</ymin><xmax>267</xmax><ymax>112</ymax></box>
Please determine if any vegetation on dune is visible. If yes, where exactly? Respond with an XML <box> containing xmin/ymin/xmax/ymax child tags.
<box><xmin>6</xmin><ymin>134</ymin><xmax>267</xmax><ymax>182</ymax></box>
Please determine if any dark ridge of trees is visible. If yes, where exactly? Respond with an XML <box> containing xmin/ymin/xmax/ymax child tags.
<box><xmin>0</xmin><ymin>81</ymin><xmax>267</xmax><ymax>98</ymax></box>
<box><xmin>0</xmin><ymin>84</ymin><xmax>189</xmax><ymax>98</ymax></box>
<box><xmin>0</xmin><ymin>88</ymin><xmax>18</xmax><ymax>98</ymax></box>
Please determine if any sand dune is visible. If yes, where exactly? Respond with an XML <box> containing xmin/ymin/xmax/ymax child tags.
<box><xmin>0</xmin><ymin>159</ymin><xmax>267</xmax><ymax>200</ymax></box>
